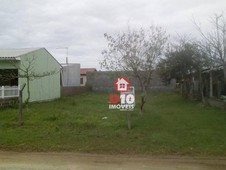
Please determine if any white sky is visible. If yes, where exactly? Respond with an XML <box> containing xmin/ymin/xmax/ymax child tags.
<box><xmin>0</xmin><ymin>0</ymin><xmax>225</xmax><ymax>70</ymax></box>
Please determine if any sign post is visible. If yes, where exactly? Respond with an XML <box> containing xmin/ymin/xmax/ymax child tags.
<box><xmin>109</xmin><ymin>77</ymin><xmax>135</xmax><ymax>129</ymax></box>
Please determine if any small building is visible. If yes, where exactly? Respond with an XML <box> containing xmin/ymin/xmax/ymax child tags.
<box><xmin>80</xmin><ymin>68</ymin><xmax>97</xmax><ymax>86</ymax></box>
<box><xmin>61</xmin><ymin>63</ymin><xmax>80</xmax><ymax>87</ymax></box>
<box><xmin>0</xmin><ymin>48</ymin><xmax>61</xmax><ymax>102</ymax></box>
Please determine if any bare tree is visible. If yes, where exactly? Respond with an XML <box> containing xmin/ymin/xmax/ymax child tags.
<box><xmin>10</xmin><ymin>55</ymin><xmax>58</xmax><ymax>108</ymax></box>
<box><xmin>100</xmin><ymin>26</ymin><xmax>168</xmax><ymax>114</ymax></box>
<box><xmin>194</xmin><ymin>13</ymin><xmax>226</xmax><ymax>80</ymax></box>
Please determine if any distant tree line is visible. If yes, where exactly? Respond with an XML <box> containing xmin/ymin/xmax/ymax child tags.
<box><xmin>157</xmin><ymin>13</ymin><xmax>226</xmax><ymax>103</ymax></box>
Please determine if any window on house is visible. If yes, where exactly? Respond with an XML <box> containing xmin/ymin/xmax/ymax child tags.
<box><xmin>0</xmin><ymin>69</ymin><xmax>18</xmax><ymax>86</ymax></box>
<box><xmin>80</xmin><ymin>78</ymin><xmax>83</xmax><ymax>85</ymax></box>
<box><xmin>120</xmin><ymin>84</ymin><xmax>125</xmax><ymax>88</ymax></box>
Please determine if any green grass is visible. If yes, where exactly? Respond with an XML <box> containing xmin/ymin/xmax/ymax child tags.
<box><xmin>0</xmin><ymin>92</ymin><xmax>226</xmax><ymax>156</ymax></box>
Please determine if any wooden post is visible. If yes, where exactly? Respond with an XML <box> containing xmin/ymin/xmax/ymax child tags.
<box><xmin>18</xmin><ymin>84</ymin><xmax>26</xmax><ymax>126</ymax></box>
<box><xmin>18</xmin><ymin>90</ymin><xmax>23</xmax><ymax>126</ymax></box>
<box><xmin>126</xmin><ymin>112</ymin><xmax>131</xmax><ymax>130</ymax></box>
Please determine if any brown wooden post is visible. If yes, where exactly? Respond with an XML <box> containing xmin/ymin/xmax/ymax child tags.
<box><xmin>18</xmin><ymin>84</ymin><xmax>26</xmax><ymax>126</ymax></box>
<box><xmin>126</xmin><ymin>112</ymin><xmax>131</xmax><ymax>130</ymax></box>
<box><xmin>18</xmin><ymin>90</ymin><xmax>23</xmax><ymax>126</ymax></box>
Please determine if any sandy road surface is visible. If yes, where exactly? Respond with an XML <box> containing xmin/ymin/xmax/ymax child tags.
<box><xmin>0</xmin><ymin>151</ymin><xmax>226</xmax><ymax>170</ymax></box>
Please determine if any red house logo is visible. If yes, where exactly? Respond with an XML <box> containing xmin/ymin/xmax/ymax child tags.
<box><xmin>114</xmin><ymin>76</ymin><xmax>130</xmax><ymax>92</ymax></box>
<box><xmin>109</xmin><ymin>76</ymin><xmax>135</xmax><ymax>111</ymax></box>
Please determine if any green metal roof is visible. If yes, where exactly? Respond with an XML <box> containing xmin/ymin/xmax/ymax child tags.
<box><xmin>0</xmin><ymin>48</ymin><xmax>41</xmax><ymax>60</ymax></box>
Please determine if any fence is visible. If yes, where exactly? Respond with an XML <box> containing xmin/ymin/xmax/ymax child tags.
<box><xmin>61</xmin><ymin>86</ymin><xmax>91</xmax><ymax>97</ymax></box>
<box><xmin>86</xmin><ymin>71</ymin><xmax>176</xmax><ymax>92</ymax></box>
<box><xmin>0</xmin><ymin>86</ymin><xmax>20</xmax><ymax>99</ymax></box>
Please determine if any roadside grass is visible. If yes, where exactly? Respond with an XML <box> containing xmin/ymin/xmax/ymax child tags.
<box><xmin>0</xmin><ymin>91</ymin><xmax>226</xmax><ymax>156</ymax></box>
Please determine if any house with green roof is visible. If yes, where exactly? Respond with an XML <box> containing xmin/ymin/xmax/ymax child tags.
<box><xmin>0</xmin><ymin>48</ymin><xmax>61</xmax><ymax>102</ymax></box>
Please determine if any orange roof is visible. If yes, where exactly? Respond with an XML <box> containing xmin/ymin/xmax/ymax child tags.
<box><xmin>80</xmin><ymin>68</ymin><xmax>97</xmax><ymax>75</ymax></box>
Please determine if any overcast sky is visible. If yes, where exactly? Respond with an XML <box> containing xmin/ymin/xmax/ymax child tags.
<box><xmin>0</xmin><ymin>0</ymin><xmax>225</xmax><ymax>70</ymax></box>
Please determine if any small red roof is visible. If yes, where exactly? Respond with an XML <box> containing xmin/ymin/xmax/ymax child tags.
<box><xmin>80</xmin><ymin>68</ymin><xmax>97</xmax><ymax>75</ymax></box>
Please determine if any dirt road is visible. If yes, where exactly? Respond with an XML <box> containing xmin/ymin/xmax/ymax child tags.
<box><xmin>0</xmin><ymin>151</ymin><xmax>226</xmax><ymax>170</ymax></box>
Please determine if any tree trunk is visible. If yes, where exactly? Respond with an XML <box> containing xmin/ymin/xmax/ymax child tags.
<box><xmin>183</xmin><ymin>79</ymin><xmax>189</xmax><ymax>98</ymax></box>
<box><xmin>223</xmin><ymin>62</ymin><xmax>226</xmax><ymax>82</ymax></box>
<box><xmin>199</xmin><ymin>70</ymin><xmax>205</xmax><ymax>103</ymax></box>
<box><xmin>189</xmin><ymin>76</ymin><xmax>194</xmax><ymax>99</ymax></box>
<box><xmin>140</xmin><ymin>95</ymin><xmax>145</xmax><ymax>114</ymax></box>
<box><xmin>209</xmin><ymin>68</ymin><xmax>213</xmax><ymax>98</ymax></box>
<box><xmin>139</xmin><ymin>86</ymin><xmax>146</xmax><ymax>115</ymax></box>
<box><xmin>180</xmin><ymin>81</ymin><xmax>183</xmax><ymax>95</ymax></box>
<box><xmin>217</xmin><ymin>80</ymin><xmax>221</xmax><ymax>98</ymax></box>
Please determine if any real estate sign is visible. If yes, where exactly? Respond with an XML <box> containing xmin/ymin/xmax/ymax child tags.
<box><xmin>109</xmin><ymin>76</ymin><xmax>135</xmax><ymax>111</ymax></box>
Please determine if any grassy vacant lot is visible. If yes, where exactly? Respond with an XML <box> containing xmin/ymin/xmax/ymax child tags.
<box><xmin>0</xmin><ymin>92</ymin><xmax>226</xmax><ymax>156</ymax></box>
